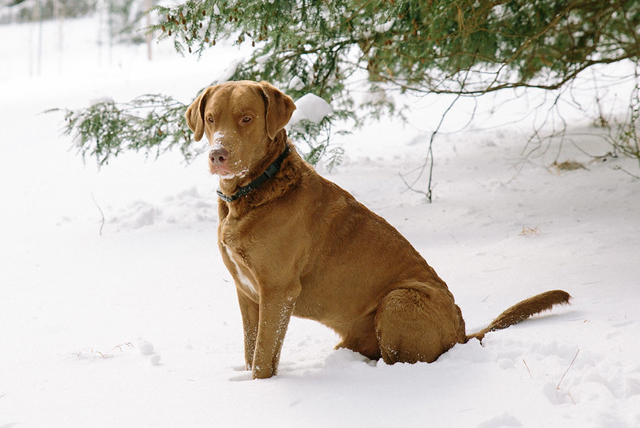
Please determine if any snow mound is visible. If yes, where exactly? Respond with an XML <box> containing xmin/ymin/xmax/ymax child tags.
<box><xmin>107</xmin><ymin>187</ymin><xmax>215</xmax><ymax>232</ymax></box>
<box><xmin>288</xmin><ymin>93</ymin><xmax>333</xmax><ymax>127</ymax></box>
<box><xmin>289</xmin><ymin>76</ymin><xmax>305</xmax><ymax>91</ymax></box>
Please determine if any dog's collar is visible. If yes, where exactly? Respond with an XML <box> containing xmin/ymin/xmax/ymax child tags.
<box><xmin>216</xmin><ymin>145</ymin><xmax>291</xmax><ymax>203</ymax></box>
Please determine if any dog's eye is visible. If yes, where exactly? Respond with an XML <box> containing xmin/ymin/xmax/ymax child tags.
<box><xmin>241</xmin><ymin>116</ymin><xmax>252</xmax><ymax>123</ymax></box>
<box><xmin>207</xmin><ymin>117</ymin><xmax>214</xmax><ymax>124</ymax></box>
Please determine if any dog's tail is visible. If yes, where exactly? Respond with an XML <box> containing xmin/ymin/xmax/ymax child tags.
<box><xmin>467</xmin><ymin>290</ymin><xmax>571</xmax><ymax>342</ymax></box>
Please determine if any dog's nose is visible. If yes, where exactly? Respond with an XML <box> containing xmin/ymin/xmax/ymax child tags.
<box><xmin>209</xmin><ymin>148</ymin><xmax>229</xmax><ymax>165</ymax></box>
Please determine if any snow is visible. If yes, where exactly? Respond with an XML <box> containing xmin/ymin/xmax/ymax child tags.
<box><xmin>373</xmin><ymin>20</ymin><xmax>395</xmax><ymax>33</ymax></box>
<box><xmin>2</xmin><ymin>15</ymin><xmax>640</xmax><ymax>428</ymax></box>
<box><xmin>288</xmin><ymin>75</ymin><xmax>305</xmax><ymax>91</ymax></box>
<box><xmin>288</xmin><ymin>93</ymin><xmax>333</xmax><ymax>127</ymax></box>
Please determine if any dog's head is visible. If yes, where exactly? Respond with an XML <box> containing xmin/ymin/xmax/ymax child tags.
<box><xmin>186</xmin><ymin>80</ymin><xmax>296</xmax><ymax>178</ymax></box>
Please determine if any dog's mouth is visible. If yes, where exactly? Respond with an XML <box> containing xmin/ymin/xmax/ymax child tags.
<box><xmin>209</xmin><ymin>162</ymin><xmax>235</xmax><ymax>176</ymax></box>
<box><xmin>209</xmin><ymin>161</ymin><xmax>249</xmax><ymax>179</ymax></box>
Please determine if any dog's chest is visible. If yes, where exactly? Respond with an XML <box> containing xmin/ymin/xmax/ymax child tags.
<box><xmin>221</xmin><ymin>242</ymin><xmax>258</xmax><ymax>297</ymax></box>
<box><xmin>218</xmin><ymin>215</ymin><xmax>259</xmax><ymax>298</ymax></box>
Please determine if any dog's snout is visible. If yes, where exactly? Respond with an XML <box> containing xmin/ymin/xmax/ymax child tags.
<box><xmin>210</xmin><ymin>147</ymin><xmax>229</xmax><ymax>165</ymax></box>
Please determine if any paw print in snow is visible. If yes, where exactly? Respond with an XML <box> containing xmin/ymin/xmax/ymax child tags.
<box><xmin>138</xmin><ymin>339</ymin><xmax>161</xmax><ymax>366</ymax></box>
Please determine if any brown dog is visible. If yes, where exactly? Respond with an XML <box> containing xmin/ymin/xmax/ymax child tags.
<box><xmin>185</xmin><ymin>80</ymin><xmax>571</xmax><ymax>379</ymax></box>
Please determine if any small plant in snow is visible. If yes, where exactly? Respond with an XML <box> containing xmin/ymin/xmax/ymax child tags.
<box><xmin>609</xmin><ymin>79</ymin><xmax>640</xmax><ymax>168</ymax></box>
<box><xmin>76</xmin><ymin>342</ymin><xmax>134</xmax><ymax>359</ymax></box>
<box><xmin>519</xmin><ymin>226</ymin><xmax>540</xmax><ymax>236</ymax></box>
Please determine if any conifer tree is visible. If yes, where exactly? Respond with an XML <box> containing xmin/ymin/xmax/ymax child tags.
<box><xmin>56</xmin><ymin>0</ymin><xmax>640</xmax><ymax>170</ymax></box>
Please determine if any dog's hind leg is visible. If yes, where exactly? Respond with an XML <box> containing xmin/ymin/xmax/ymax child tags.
<box><xmin>374</xmin><ymin>287</ymin><xmax>466</xmax><ymax>364</ymax></box>
<box><xmin>333</xmin><ymin>313</ymin><xmax>382</xmax><ymax>360</ymax></box>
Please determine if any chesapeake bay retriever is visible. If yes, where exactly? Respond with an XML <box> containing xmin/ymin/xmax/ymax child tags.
<box><xmin>186</xmin><ymin>80</ymin><xmax>571</xmax><ymax>379</ymax></box>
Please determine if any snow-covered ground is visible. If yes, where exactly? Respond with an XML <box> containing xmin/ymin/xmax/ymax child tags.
<box><xmin>1</xmin><ymin>16</ymin><xmax>640</xmax><ymax>428</ymax></box>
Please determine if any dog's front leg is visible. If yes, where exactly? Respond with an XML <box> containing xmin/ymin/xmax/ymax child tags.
<box><xmin>252</xmin><ymin>286</ymin><xmax>300</xmax><ymax>379</ymax></box>
<box><xmin>236</xmin><ymin>290</ymin><xmax>259</xmax><ymax>370</ymax></box>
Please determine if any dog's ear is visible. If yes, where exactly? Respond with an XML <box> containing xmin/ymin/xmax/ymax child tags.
<box><xmin>185</xmin><ymin>86</ymin><xmax>217</xmax><ymax>142</ymax></box>
<box><xmin>258</xmin><ymin>81</ymin><xmax>296</xmax><ymax>140</ymax></box>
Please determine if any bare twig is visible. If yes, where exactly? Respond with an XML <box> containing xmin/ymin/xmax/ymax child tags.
<box><xmin>612</xmin><ymin>165</ymin><xmax>640</xmax><ymax>180</ymax></box>
<box><xmin>557</xmin><ymin>349</ymin><xmax>580</xmax><ymax>390</ymax></box>
<box><xmin>110</xmin><ymin>342</ymin><xmax>134</xmax><ymax>353</ymax></box>
<box><xmin>523</xmin><ymin>359</ymin><xmax>533</xmax><ymax>379</ymax></box>
<box><xmin>398</xmin><ymin>172</ymin><xmax>431</xmax><ymax>199</ymax></box>
<box><xmin>91</xmin><ymin>193</ymin><xmax>106</xmax><ymax>236</ymax></box>
<box><xmin>400</xmin><ymin>70</ymin><xmax>471</xmax><ymax>202</ymax></box>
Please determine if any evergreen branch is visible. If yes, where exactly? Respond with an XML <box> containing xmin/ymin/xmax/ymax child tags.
<box><xmin>49</xmin><ymin>95</ymin><xmax>194</xmax><ymax>166</ymax></box>
<box><xmin>56</xmin><ymin>0</ymin><xmax>640</xmax><ymax>182</ymax></box>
